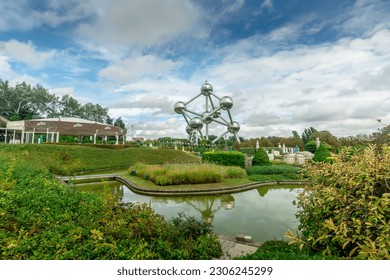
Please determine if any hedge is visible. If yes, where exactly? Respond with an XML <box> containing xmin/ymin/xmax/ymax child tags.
<box><xmin>202</xmin><ymin>151</ymin><xmax>245</xmax><ymax>168</ymax></box>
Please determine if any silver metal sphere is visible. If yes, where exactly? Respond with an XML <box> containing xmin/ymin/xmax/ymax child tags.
<box><xmin>201</xmin><ymin>82</ymin><xmax>213</xmax><ymax>96</ymax></box>
<box><xmin>189</xmin><ymin>117</ymin><xmax>204</xmax><ymax>130</ymax></box>
<box><xmin>220</xmin><ymin>96</ymin><xmax>233</xmax><ymax>110</ymax></box>
<box><xmin>186</xmin><ymin>125</ymin><xmax>193</xmax><ymax>135</ymax></box>
<box><xmin>174</xmin><ymin>101</ymin><xmax>186</xmax><ymax>114</ymax></box>
<box><xmin>228</xmin><ymin>121</ymin><xmax>240</xmax><ymax>133</ymax></box>
<box><xmin>202</xmin><ymin>111</ymin><xmax>213</xmax><ymax>124</ymax></box>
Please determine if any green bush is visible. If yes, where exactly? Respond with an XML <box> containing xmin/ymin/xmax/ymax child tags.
<box><xmin>252</xmin><ymin>149</ymin><xmax>271</xmax><ymax>166</ymax></box>
<box><xmin>202</xmin><ymin>151</ymin><xmax>245</xmax><ymax>168</ymax></box>
<box><xmin>286</xmin><ymin>145</ymin><xmax>390</xmax><ymax>260</ymax></box>
<box><xmin>312</xmin><ymin>144</ymin><xmax>332</xmax><ymax>163</ymax></box>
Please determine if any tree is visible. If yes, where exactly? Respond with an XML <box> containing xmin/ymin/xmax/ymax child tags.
<box><xmin>114</xmin><ymin>117</ymin><xmax>126</xmax><ymax>129</ymax></box>
<box><xmin>53</xmin><ymin>94</ymin><xmax>82</xmax><ymax>118</ymax></box>
<box><xmin>80</xmin><ymin>102</ymin><xmax>109</xmax><ymax>123</ymax></box>
<box><xmin>301</xmin><ymin>127</ymin><xmax>317</xmax><ymax>145</ymax></box>
<box><xmin>0</xmin><ymin>80</ymin><xmax>58</xmax><ymax>120</ymax></box>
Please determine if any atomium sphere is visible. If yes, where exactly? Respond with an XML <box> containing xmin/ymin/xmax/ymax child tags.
<box><xmin>202</xmin><ymin>111</ymin><xmax>213</xmax><ymax>124</ymax></box>
<box><xmin>220</xmin><ymin>96</ymin><xmax>233</xmax><ymax>110</ymax></box>
<box><xmin>189</xmin><ymin>117</ymin><xmax>204</xmax><ymax>130</ymax></box>
<box><xmin>186</xmin><ymin>125</ymin><xmax>193</xmax><ymax>135</ymax></box>
<box><xmin>174</xmin><ymin>101</ymin><xmax>186</xmax><ymax>114</ymax></box>
<box><xmin>227</xmin><ymin>121</ymin><xmax>240</xmax><ymax>134</ymax></box>
<box><xmin>201</xmin><ymin>82</ymin><xmax>213</xmax><ymax>96</ymax></box>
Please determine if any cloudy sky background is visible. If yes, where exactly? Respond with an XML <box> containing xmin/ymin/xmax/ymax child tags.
<box><xmin>0</xmin><ymin>0</ymin><xmax>389</xmax><ymax>140</ymax></box>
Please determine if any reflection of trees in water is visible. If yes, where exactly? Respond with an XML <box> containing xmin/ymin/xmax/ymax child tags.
<box><xmin>256</xmin><ymin>185</ymin><xmax>300</xmax><ymax>197</ymax></box>
<box><xmin>76</xmin><ymin>181</ymin><xmax>124</xmax><ymax>202</ymax></box>
<box><xmin>151</xmin><ymin>195</ymin><xmax>235</xmax><ymax>224</ymax></box>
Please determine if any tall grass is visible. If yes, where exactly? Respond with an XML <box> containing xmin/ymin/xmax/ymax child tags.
<box><xmin>130</xmin><ymin>163</ymin><xmax>246</xmax><ymax>186</ymax></box>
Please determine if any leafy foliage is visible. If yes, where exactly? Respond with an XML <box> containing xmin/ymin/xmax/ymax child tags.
<box><xmin>0</xmin><ymin>154</ymin><xmax>222</xmax><ymax>260</ymax></box>
<box><xmin>286</xmin><ymin>145</ymin><xmax>390</xmax><ymax>260</ymax></box>
<box><xmin>252</xmin><ymin>148</ymin><xmax>271</xmax><ymax>166</ymax></box>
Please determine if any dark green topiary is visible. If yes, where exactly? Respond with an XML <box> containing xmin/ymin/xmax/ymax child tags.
<box><xmin>312</xmin><ymin>144</ymin><xmax>331</xmax><ymax>162</ymax></box>
<box><xmin>303</xmin><ymin>140</ymin><xmax>317</xmax><ymax>153</ymax></box>
<box><xmin>252</xmin><ymin>148</ymin><xmax>271</xmax><ymax>166</ymax></box>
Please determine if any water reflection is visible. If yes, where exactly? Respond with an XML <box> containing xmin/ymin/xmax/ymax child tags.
<box><xmin>151</xmin><ymin>195</ymin><xmax>235</xmax><ymax>224</ymax></box>
<box><xmin>74</xmin><ymin>182</ymin><xmax>301</xmax><ymax>242</ymax></box>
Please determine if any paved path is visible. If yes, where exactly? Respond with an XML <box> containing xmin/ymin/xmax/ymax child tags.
<box><xmin>218</xmin><ymin>235</ymin><xmax>261</xmax><ymax>259</ymax></box>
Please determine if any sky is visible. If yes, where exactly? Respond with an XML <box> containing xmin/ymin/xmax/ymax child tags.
<box><xmin>0</xmin><ymin>0</ymin><xmax>389</xmax><ymax>140</ymax></box>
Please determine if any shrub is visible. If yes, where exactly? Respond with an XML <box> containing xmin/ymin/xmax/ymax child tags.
<box><xmin>286</xmin><ymin>145</ymin><xmax>390</xmax><ymax>260</ymax></box>
<box><xmin>252</xmin><ymin>149</ymin><xmax>271</xmax><ymax>166</ymax></box>
<box><xmin>202</xmin><ymin>151</ymin><xmax>245</xmax><ymax>168</ymax></box>
<box><xmin>312</xmin><ymin>144</ymin><xmax>331</xmax><ymax>163</ymax></box>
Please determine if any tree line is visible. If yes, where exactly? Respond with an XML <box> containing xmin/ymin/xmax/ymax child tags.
<box><xmin>0</xmin><ymin>80</ymin><xmax>125</xmax><ymax>129</ymax></box>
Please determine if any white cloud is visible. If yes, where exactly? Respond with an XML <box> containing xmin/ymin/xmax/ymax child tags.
<box><xmin>260</xmin><ymin>0</ymin><xmax>273</xmax><ymax>11</ymax></box>
<box><xmin>49</xmin><ymin>87</ymin><xmax>76</xmax><ymax>97</ymax></box>
<box><xmin>0</xmin><ymin>40</ymin><xmax>55</xmax><ymax>69</ymax></box>
<box><xmin>98</xmin><ymin>55</ymin><xmax>177</xmax><ymax>83</ymax></box>
<box><xmin>0</xmin><ymin>56</ymin><xmax>38</xmax><ymax>85</ymax></box>
<box><xmin>76</xmin><ymin>0</ymin><xmax>199</xmax><ymax>48</ymax></box>
<box><xmin>195</xmin><ymin>27</ymin><xmax>390</xmax><ymax>137</ymax></box>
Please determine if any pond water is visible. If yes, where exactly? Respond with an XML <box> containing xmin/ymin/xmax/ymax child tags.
<box><xmin>75</xmin><ymin>181</ymin><xmax>302</xmax><ymax>242</ymax></box>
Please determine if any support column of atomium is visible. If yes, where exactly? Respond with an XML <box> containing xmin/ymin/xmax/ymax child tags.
<box><xmin>174</xmin><ymin>81</ymin><xmax>240</xmax><ymax>144</ymax></box>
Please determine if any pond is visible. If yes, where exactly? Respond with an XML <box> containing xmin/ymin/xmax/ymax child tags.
<box><xmin>75</xmin><ymin>181</ymin><xmax>302</xmax><ymax>242</ymax></box>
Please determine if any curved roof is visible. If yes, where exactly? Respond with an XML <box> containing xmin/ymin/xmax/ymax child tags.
<box><xmin>5</xmin><ymin>117</ymin><xmax>125</xmax><ymax>136</ymax></box>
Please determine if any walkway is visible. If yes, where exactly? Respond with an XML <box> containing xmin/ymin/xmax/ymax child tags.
<box><xmin>218</xmin><ymin>235</ymin><xmax>261</xmax><ymax>259</ymax></box>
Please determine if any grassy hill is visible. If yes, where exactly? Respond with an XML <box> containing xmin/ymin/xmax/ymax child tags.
<box><xmin>0</xmin><ymin>144</ymin><xmax>200</xmax><ymax>175</ymax></box>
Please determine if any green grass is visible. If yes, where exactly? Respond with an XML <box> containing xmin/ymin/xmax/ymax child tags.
<box><xmin>247</xmin><ymin>164</ymin><xmax>302</xmax><ymax>182</ymax></box>
<box><xmin>0</xmin><ymin>144</ymin><xmax>200</xmax><ymax>175</ymax></box>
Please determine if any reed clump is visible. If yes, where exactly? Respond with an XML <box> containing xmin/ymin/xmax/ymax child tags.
<box><xmin>130</xmin><ymin>163</ymin><xmax>246</xmax><ymax>186</ymax></box>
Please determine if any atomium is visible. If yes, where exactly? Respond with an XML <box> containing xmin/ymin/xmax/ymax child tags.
<box><xmin>174</xmin><ymin>81</ymin><xmax>240</xmax><ymax>145</ymax></box>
